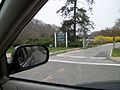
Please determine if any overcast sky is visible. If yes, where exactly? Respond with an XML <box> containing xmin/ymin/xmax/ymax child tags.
<box><xmin>34</xmin><ymin>0</ymin><xmax>120</xmax><ymax>32</ymax></box>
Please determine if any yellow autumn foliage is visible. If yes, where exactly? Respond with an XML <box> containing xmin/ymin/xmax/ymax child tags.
<box><xmin>94</xmin><ymin>36</ymin><xmax>120</xmax><ymax>44</ymax></box>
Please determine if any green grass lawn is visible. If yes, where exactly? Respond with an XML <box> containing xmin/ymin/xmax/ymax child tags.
<box><xmin>7</xmin><ymin>47</ymin><xmax>76</xmax><ymax>54</ymax></box>
<box><xmin>48</xmin><ymin>47</ymin><xmax>74</xmax><ymax>52</ymax></box>
<box><xmin>112</xmin><ymin>48</ymin><xmax>120</xmax><ymax>57</ymax></box>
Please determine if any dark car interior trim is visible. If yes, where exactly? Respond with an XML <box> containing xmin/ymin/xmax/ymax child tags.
<box><xmin>0</xmin><ymin>0</ymin><xmax>48</xmax><ymax>85</ymax></box>
<box><xmin>0</xmin><ymin>0</ymin><xmax>5</xmax><ymax>10</ymax></box>
<box><xmin>0</xmin><ymin>0</ymin><xmax>48</xmax><ymax>58</ymax></box>
<box><xmin>9</xmin><ymin>77</ymin><xmax>103</xmax><ymax>90</ymax></box>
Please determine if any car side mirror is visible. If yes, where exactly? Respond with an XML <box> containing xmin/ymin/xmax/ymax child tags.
<box><xmin>8</xmin><ymin>45</ymin><xmax>49</xmax><ymax>74</ymax></box>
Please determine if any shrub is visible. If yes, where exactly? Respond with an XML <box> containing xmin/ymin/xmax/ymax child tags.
<box><xmin>14</xmin><ymin>37</ymin><xmax>54</xmax><ymax>47</ymax></box>
<box><xmin>94</xmin><ymin>36</ymin><xmax>107</xmax><ymax>44</ymax></box>
<box><xmin>68</xmin><ymin>40</ymin><xmax>82</xmax><ymax>47</ymax></box>
<box><xmin>116</xmin><ymin>36</ymin><xmax>120</xmax><ymax>42</ymax></box>
<box><xmin>94</xmin><ymin>36</ymin><xmax>120</xmax><ymax>44</ymax></box>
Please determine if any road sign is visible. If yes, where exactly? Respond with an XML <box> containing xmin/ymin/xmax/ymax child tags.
<box><xmin>57</xmin><ymin>33</ymin><xmax>65</xmax><ymax>42</ymax></box>
<box><xmin>54</xmin><ymin>32</ymin><xmax>68</xmax><ymax>47</ymax></box>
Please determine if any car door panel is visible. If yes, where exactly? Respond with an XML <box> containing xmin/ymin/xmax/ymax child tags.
<box><xmin>2</xmin><ymin>80</ymin><xmax>75</xmax><ymax>90</ymax></box>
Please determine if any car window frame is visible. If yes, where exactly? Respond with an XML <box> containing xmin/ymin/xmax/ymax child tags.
<box><xmin>0</xmin><ymin>0</ymin><xmax>5</xmax><ymax>10</ymax></box>
<box><xmin>0</xmin><ymin>0</ymin><xmax>48</xmax><ymax>85</ymax></box>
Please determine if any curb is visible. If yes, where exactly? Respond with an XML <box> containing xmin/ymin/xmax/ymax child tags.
<box><xmin>6</xmin><ymin>48</ymin><xmax>80</xmax><ymax>58</ymax></box>
<box><xmin>110</xmin><ymin>49</ymin><xmax>113</xmax><ymax>57</ymax></box>
<box><xmin>108</xmin><ymin>49</ymin><xmax>120</xmax><ymax>63</ymax></box>
<box><xmin>49</xmin><ymin>48</ymin><xmax>80</xmax><ymax>56</ymax></box>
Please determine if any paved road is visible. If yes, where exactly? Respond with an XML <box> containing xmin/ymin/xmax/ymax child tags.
<box><xmin>12</xmin><ymin>43</ymin><xmax>120</xmax><ymax>85</ymax></box>
<box><xmin>50</xmin><ymin>43</ymin><xmax>120</xmax><ymax>64</ymax></box>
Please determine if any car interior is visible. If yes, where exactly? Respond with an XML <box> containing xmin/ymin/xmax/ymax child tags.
<box><xmin>0</xmin><ymin>0</ymin><xmax>120</xmax><ymax>90</ymax></box>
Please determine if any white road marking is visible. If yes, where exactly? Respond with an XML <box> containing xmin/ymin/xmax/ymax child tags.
<box><xmin>49</xmin><ymin>59</ymin><xmax>120</xmax><ymax>66</ymax></box>
<box><xmin>64</xmin><ymin>50</ymin><xmax>83</xmax><ymax>54</ymax></box>
<box><xmin>105</xmin><ymin>43</ymin><xmax>112</xmax><ymax>46</ymax></box>
<box><xmin>89</xmin><ymin>57</ymin><xmax>106</xmax><ymax>59</ymax></box>
<box><xmin>57</xmin><ymin>54</ymin><xmax>106</xmax><ymax>59</ymax></box>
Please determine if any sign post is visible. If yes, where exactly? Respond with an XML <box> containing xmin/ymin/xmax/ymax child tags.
<box><xmin>113</xmin><ymin>36</ymin><xmax>115</xmax><ymax>49</ymax></box>
<box><xmin>54</xmin><ymin>33</ymin><xmax>57</xmax><ymax>47</ymax></box>
<box><xmin>66</xmin><ymin>32</ymin><xmax>68</xmax><ymax>47</ymax></box>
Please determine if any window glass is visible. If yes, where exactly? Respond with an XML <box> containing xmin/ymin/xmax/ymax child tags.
<box><xmin>7</xmin><ymin>0</ymin><xmax>120</xmax><ymax>87</ymax></box>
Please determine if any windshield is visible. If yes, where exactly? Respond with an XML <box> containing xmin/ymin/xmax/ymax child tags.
<box><xmin>7</xmin><ymin>0</ymin><xmax>120</xmax><ymax>86</ymax></box>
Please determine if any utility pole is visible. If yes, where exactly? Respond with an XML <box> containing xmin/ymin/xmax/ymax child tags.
<box><xmin>73</xmin><ymin>0</ymin><xmax>77</xmax><ymax>37</ymax></box>
<box><xmin>113</xmin><ymin>33</ymin><xmax>115</xmax><ymax>49</ymax></box>
<box><xmin>65</xmin><ymin>29</ymin><xmax>68</xmax><ymax>47</ymax></box>
<box><xmin>83</xmin><ymin>29</ymin><xmax>86</xmax><ymax>49</ymax></box>
<box><xmin>54</xmin><ymin>33</ymin><xmax>57</xmax><ymax>47</ymax></box>
<box><xmin>113</xmin><ymin>28</ymin><xmax>116</xmax><ymax>49</ymax></box>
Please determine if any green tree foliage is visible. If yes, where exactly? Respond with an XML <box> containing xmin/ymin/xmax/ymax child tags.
<box><xmin>20</xmin><ymin>37</ymin><xmax>54</xmax><ymax>47</ymax></box>
<box><xmin>57</xmin><ymin>0</ymin><xmax>94</xmax><ymax>35</ymax></box>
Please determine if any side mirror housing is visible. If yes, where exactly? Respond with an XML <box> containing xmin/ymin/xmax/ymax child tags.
<box><xmin>8</xmin><ymin>45</ymin><xmax>49</xmax><ymax>75</ymax></box>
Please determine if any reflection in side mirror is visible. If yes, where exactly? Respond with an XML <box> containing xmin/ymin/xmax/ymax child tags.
<box><xmin>8</xmin><ymin>45</ymin><xmax>49</xmax><ymax>74</ymax></box>
<box><xmin>17</xmin><ymin>45</ymin><xmax>48</xmax><ymax>68</ymax></box>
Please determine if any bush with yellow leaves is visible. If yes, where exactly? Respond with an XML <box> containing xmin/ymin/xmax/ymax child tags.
<box><xmin>94</xmin><ymin>36</ymin><xmax>120</xmax><ymax>44</ymax></box>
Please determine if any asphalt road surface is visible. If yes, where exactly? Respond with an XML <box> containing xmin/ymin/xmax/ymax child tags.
<box><xmin>12</xmin><ymin>43</ymin><xmax>120</xmax><ymax>85</ymax></box>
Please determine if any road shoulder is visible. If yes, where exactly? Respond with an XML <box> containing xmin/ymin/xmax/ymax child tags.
<box><xmin>50</xmin><ymin>48</ymin><xmax>80</xmax><ymax>55</ymax></box>
<box><xmin>109</xmin><ymin>49</ymin><xmax>120</xmax><ymax>63</ymax></box>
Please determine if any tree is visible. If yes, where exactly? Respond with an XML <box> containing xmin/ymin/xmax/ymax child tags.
<box><xmin>91</xmin><ymin>18</ymin><xmax>120</xmax><ymax>48</ymax></box>
<box><xmin>57</xmin><ymin>0</ymin><xmax>94</xmax><ymax>37</ymax></box>
<box><xmin>113</xmin><ymin>18</ymin><xmax>120</xmax><ymax>29</ymax></box>
<box><xmin>112</xmin><ymin>18</ymin><xmax>120</xmax><ymax>48</ymax></box>
<box><xmin>15</xmin><ymin>19</ymin><xmax>60</xmax><ymax>45</ymax></box>
<box><xmin>91</xmin><ymin>28</ymin><xmax>120</xmax><ymax>37</ymax></box>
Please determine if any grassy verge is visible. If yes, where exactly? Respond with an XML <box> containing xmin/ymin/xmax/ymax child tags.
<box><xmin>7</xmin><ymin>47</ymin><xmax>77</xmax><ymax>54</ymax></box>
<box><xmin>86</xmin><ymin>44</ymin><xmax>98</xmax><ymax>48</ymax></box>
<box><xmin>112</xmin><ymin>48</ymin><xmax>120</xmax><ymax>57</ymax></box>
<box><xmin>48</xmin><ymin>47</ymin><xmax>74</xmax><ymax>52</ymax></box>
